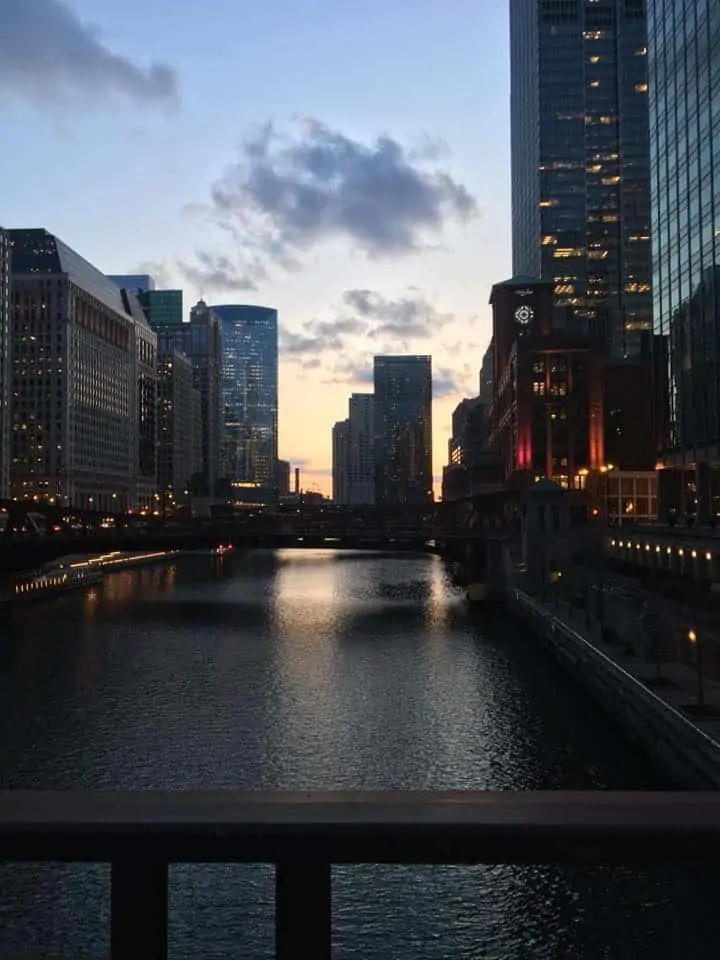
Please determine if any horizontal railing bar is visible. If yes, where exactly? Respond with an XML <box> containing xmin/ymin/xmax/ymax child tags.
<box><xmin>0</xmin><ymin>792</ymin><xmax>718</xmax><ymax>865</ymax></box>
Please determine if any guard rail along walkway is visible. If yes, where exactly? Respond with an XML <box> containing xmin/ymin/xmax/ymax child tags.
<box><xmin>1</xmin><ymin>790</ymin><xmax>720</xmax><ymax>959</ymax></box>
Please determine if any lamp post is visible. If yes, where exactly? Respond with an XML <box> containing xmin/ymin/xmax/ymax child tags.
<box><xmin>689</xmin><ymin>629</ymin><xmax>704</xmax><ymax>706</ymax></box>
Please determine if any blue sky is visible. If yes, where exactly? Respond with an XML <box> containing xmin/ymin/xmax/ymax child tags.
<box><xmin>1</xmin><ymin>0</ymin><xmax>511</xmax><ymax>493</ymax></box>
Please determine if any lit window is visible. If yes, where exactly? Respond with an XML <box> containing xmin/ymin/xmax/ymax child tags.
<box><xmin>590</xmin><ymin>80</ymin><xmax>600</xmax><ymax>88</ymax></box>
<box><xmin>542</xmin><ymin>235</ymin><xmax>557</xmax><ymax>245</ymax></box>
<box><xmin>539</xmin><ymin>199</ymin><xmax>558</xmax><ymax>208</ymax></box>
<box><xmin>553</xmin><ymin>247</ymin><xmax>584</xmax><ymax>258</ymax></box>
<box><xmin>590</xmin><ymin>55</ymin><xmax>600</xmax><ymax>64</ymax></box>
<box><xmin>635</xmin><ymin>83</ymin><xmax>648</xmax><ymax>93</ymax></box>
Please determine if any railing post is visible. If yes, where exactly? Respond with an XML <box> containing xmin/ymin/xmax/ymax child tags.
<box><xmin>276</xmin><ymin>860</ymin><xmax>331</xmax><ymax>960</ymax></box>
<box><xmin>111</xmin><ymin>859</ymin><xmax>168</xmax><ymax>960</ymax></box>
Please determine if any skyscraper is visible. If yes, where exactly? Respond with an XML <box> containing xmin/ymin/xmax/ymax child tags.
<box><xmin>332</xmin><ymin>419</ymin><xmax>349</xmax><ymax>504</ymax></box>
<box><xmin>8</xmin><ymin>229</ymin><xmax>146</xmax><ymax>510</ymax></box>
<box><xmin>510</xmin><ymin>0</ymin><xmax>652</xmax><ymax>358</ymax></box>
<box><xmin>0</xmin><ymin>228</ymin><xmax>10</xmax><ymax>500</ymax></box>
<box><xmin>152</xmin><ymin>300</ymin><xmax>223</xmax><ymax>494</ymax></box>
<box><xmin>157</xmin><ymin>348</ymin><xmax>202</xmax><ymax>504</ymax></box>
<box><xmin>108</xmin><ymin>274</ymin><xmax>156</xmax><ymax>295</ymax></box>
<box><xmin>138</xmin><ymin>289</ymin><xmax>183</xmax><ymax>327</ymax></box>
<box><xmin>373</xmin><ymin>356</ymin><xmax>433</xmax><ymax>506</ymax></box>
<box><xmin>347</xmin><ymin>393</ymin><xmax>375</xmax><ymax>505</ymax></box>
<box><xmin>648</xmin><ymin>0</ymin><xmax>720</xmax><ymax>518</ymax></box>
<box><xmin>212</xmin><ymin>305</ymin><xmax>278</xmax><ymax>487</ymax></box>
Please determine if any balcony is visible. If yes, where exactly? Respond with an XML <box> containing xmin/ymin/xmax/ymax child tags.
<box><xmin>1</xmin><ymin>790</ymin><xmax>719</xmax><ymax>959</ymax></box>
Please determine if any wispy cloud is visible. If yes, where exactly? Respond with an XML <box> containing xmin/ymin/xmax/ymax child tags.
<box><xmin>0</xmin><ymin>0</ymin><xmax>178</xmax><ymax>107</ymax></box>
<box><xmin>178</xmin><ymin>251</ymin><xmax>264</xmax><ymax>295</ymax></box>
<box><xmin>191</xmin><ymin>118</ymin><xmax>476</xmax><ymax>271</ymax></box>
<box><xmin>342</xmin><ymin>288</ymin><xmax>454</xmax><ymax>340</ymax></box>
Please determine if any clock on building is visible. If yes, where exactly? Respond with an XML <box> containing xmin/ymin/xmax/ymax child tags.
<box><xmin>514</xmin><ymin>304</ymin><xmax>534</xmax><ymax>326</ymax></box>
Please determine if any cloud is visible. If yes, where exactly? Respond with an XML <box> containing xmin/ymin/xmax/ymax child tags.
<box><xmin>433</xmin><ymin>367</ymin><xmax>463</xmax><ymax>400</ymax></box>
<box><xmin>342</xmin><ymin>288</ymin><xmax>454</xmax><ymax>340</ymax></box>
<box><xmin>178</xmin><ymin>251</ymin><xmax>263</xmax><ymax>295</ymax></box>
<box><xmin>0</xmin><ymin>0</ymin><xmax>178</xmax><ymax>106</ymax></box>
<box><xmin>134</xmin><ymin>260</ymin><xmax>173</xmax><ymax>289</ymax></box>
<box><xmin>204</xmin><ymin>118</ymin><xmax>476</xmax><ymax>262</ymax></box>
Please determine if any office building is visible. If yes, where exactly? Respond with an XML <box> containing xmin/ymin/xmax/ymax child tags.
<box><xmin>157</xmin><ymin>348</ymin><xmax>202</xmax><ymax>505</ymax></box>
<box><xmin>108</xmin><ymin>274</ymin><xmax>156</xmax><ymax>295</ymax></box>
<box><xmin>212</xmin><ymin>304</ymin><xmax>278</xmax><ymax>487</ymax></box>
<box><xmin>487</xmin><ymin>275</ymin><xmax>653</xmax><ymax>488</ymax></box>
<box><xmin>648</xmin><ymin>0</ymin><xmax>720</xmax><ymax>519</ymax></box>
<box><xmin>0</xmin><ymin>228</ymin><xmax>10</xmax><ymax>500</ymax></box>
<box><xmin>487</xmin><ymin>277</ymin><xmax>604</xmax><ymax>487</ymax></box>
<box><xmin>152</xmin><ymin>300</ymin><xmax>223</xmax><ymax>495</ymax></box>
<box><xmin>347</xmin><ymin>393</ymin><xmax>375</xmax><ymax>505</ymax></box>
<box><xmin>138</xmin><ymin>289</ymin><xmax>183</xmax><ymax>327</ymax></box>
<box><xmin>511</xmin><ymin>0</ymin><xmax>652</xmax><ymax>358</ymax></box>
<box><xmin>122</xmin><ymin>289</ymin><xmax>158</xmax><ymax>511</ymax></box>
<box><xmin>332</xmin><ymin>419</ymin><xmax>349</xmax><ymax>504</ymax></box>
<box><xmin>478</xmin><ymin>343</ymin><xmax>494</xmax><ymax>404</ymax></box>
<box><xmin>373</xmin><ymin>355</ymin><xmax>433</xmax><ymax>506</ymax></box>
<box><xmin>8</xmin><ymin>229</ymin><xmax>143</xmax><ymax>510</ymax></box>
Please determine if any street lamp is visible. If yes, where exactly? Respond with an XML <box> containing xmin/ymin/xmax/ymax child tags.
<box><xmin>688</xmin><ymin>629</ymin><xmax>704</xmax><ymax>706</ymax></box>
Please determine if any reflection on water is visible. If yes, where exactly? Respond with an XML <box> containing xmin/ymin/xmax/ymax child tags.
<box><xmin>0</xmin><ymin>549</ymin><xmax>718</xmax><ymax>958</ymax></box>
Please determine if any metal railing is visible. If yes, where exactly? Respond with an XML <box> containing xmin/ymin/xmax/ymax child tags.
<box><xmin>1</xmin><ymin>790</ymin><xmax>720</xmax><ymax>959</ymax></box>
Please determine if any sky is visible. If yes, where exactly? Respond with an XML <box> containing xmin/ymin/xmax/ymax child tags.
<box><xmin>0</xmin><ymin>0</ymin><xmax>512</xmax><ymax>496</ymax></box>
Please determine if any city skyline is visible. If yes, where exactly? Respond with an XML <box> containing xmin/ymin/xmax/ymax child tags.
<box><xmin>0</xmin><ymin>0</ymin><xmax>509</xmax><ymax>497</ymax></box>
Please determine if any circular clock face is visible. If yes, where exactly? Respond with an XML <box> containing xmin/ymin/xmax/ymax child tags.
<box><xmin>514</xmin><ymin>304</ymin><xmax>534</xmax><ymax>326</ymax></box>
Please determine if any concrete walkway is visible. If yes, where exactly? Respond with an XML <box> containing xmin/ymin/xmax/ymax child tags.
<box><xmin>543</xmin><ymin>593</ymin><xmax>720</xmax><ymax>750</ymax></box>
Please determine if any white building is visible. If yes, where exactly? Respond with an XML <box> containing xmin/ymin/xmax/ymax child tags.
<box><xmin>9</xmin><ymin>229</ymin><xmax>155</xmax><ymax>512</ymax></box>
<box><xmin>0</xmin><ymin>229</ymin><xmax>10</xmax><ymax>500</ymax></box>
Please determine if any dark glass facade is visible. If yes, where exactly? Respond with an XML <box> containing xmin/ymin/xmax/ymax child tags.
<box><xmin>212</xmin><ymin>305</ymin><xmax>278</xmax><ymax>486</ymax></box>
<box><xmin>649</xmin><ymin>0</ymin><xmax>720</xmax><ymax>462</ymax></box>
<box><xmin>0</xmin><ymin>229</ymin><xmax>10</xmax><ymax>500</ymax></box>
<box><xmin>373</xmin><ymin>355</ymin><xmax>433</xmax><ymax>506</ymax></box>
<box><xmin>108</xmin><ymin>274</ymin><xmax>156</xmax><ymax>294</ymax></box>
<box><xmin>511</xmin><ymin>0</ymin><xmax>652</xmax><ymax>357</ymax></box>
<box><xmin>152</xmin><ymin>302</ymin><xmax>223</xmax><ymax>494</ymax></box>
<box><xmin>138</xmin><ymin>289</ymin><xmax>183</xmax><ymax>327</ymax></box>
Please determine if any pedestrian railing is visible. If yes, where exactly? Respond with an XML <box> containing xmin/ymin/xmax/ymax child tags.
<box><xmin>1</xmin><ymin>790</ymin><xmax>719</xmax><ymax>959</ymax></box>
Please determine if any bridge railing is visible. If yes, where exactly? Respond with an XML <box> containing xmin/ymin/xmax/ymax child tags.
<box><xmin>1</xmin><ymin>790</ymin><xmax>719</xmax><ymax>959</ymax></box>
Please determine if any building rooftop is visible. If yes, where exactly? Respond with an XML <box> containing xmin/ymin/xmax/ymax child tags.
<box><xmin>10</xmin><ymin>229</ymin><xmax>131</xmax><ymax>319</ymax></box>
<box><xmin>489</xmin><ymin>275</ymin><xmax>554</xmax><ymax>303</ymax></box>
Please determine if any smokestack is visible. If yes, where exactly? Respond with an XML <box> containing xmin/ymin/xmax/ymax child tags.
<box><xmin>294</xmin><ymin>467</ymin><xmax>300</xmax><ymax>495</ymax></box>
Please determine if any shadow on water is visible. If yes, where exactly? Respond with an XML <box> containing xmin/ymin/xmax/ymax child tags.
<box><xmin>0</xmin><ymin>550</ymin><xmax>719</xmax><ymax>958</ymax></box>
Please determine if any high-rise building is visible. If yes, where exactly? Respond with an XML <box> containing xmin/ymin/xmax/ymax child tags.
<box><xmin>138</xmin><ymin>289</ymin><xmax>183</xmax><ymax>327</ymax></box>
<box><xmin>373</xmin><ymin>355</ymin><xmax>433</xmax><ymax>506</ymax></box>
<box><xmin>8</xmin><ymin>229</ymin><xmax>144</xmax><ymax>510</ymax></box>
<box><xmin>108</xmin><ymin>274</ymin><xmax>156</xmax><ymax>295</ymax></box>
<box><xmin>332</xmin><ymin>419</ymin><xmax>349</xmax><ymax>504</ymax></box>
<box><xmin>122</xmin><ymin>290</ymin><xmax>158</xmax><ymax>511</ymax></box>
<box><xmin>648</xmin><ymin>0</ymin><xmax>720</xmax><ymax>520</ymax></box>
<box><xmin>152</xmin><ymin>301</ymin><xmax>223</xmax><ymax>495</ymax></box>
<box><xmin>212</xmin><ymin>305</ymin><xmax>278</xmax><ymax>487</ymax></box>
<box><xmin>157</xmin><ymin>348</ymin><xmax>202</xmax><ymax>505</ymax></box>
<box><xmin>0</xmin><ymin>228</ymin><xmax>10</xmax><ymax>500</ymax></box>
<box><xmin>347</xmin><ymin>393</ymin><xmax>375</xmax><ymax>505</ymax></box>
<box><xmin>478</xmin><ymin>343</ymin><xmax>494</xmax><ymax>404</ymax></box>
<box><xmin>510</xmin><ymin>0</ymin><xmax>652</xmax><ymax>358</ymax></box>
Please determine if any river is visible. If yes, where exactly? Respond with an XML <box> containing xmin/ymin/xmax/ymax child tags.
<box><xmin>0</xmin><ymin>549</ymin><xmax>718</xmax><ymax>958</ymax></box>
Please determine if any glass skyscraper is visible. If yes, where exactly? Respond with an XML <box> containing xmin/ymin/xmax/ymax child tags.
<box><xmin>212</xmin><ymin>305</ymin><xmax>278</xmax><ymax>486</ymax></box>
<box><xmin>649</xmin><ymin>0</ymin><xmax>720</xmax><ymax>467</ymax></box>
<box><xmin>108</xmin><ymin>274</ymin><xmax>156</xmax><ymax>294</ymax></box>
<box><xmin>0</xmin><ymin>228</ymin><xmax>10</xmax><ymax>500</ymax></box>
<box><xmin>511</xmin><ymin>0</ymin><xmax>652</xmax><ymax>357</ymax></box>
<box><xmin>373</xmin><ymin>355</ymin><xmax>433</xmax><ymax>507</ymax></box>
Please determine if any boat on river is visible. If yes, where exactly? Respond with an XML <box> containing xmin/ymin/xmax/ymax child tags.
<box><xmin>2</xmin><ymin>557</ymin><xmax>104</xmax><ymax>605</ymax></box>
